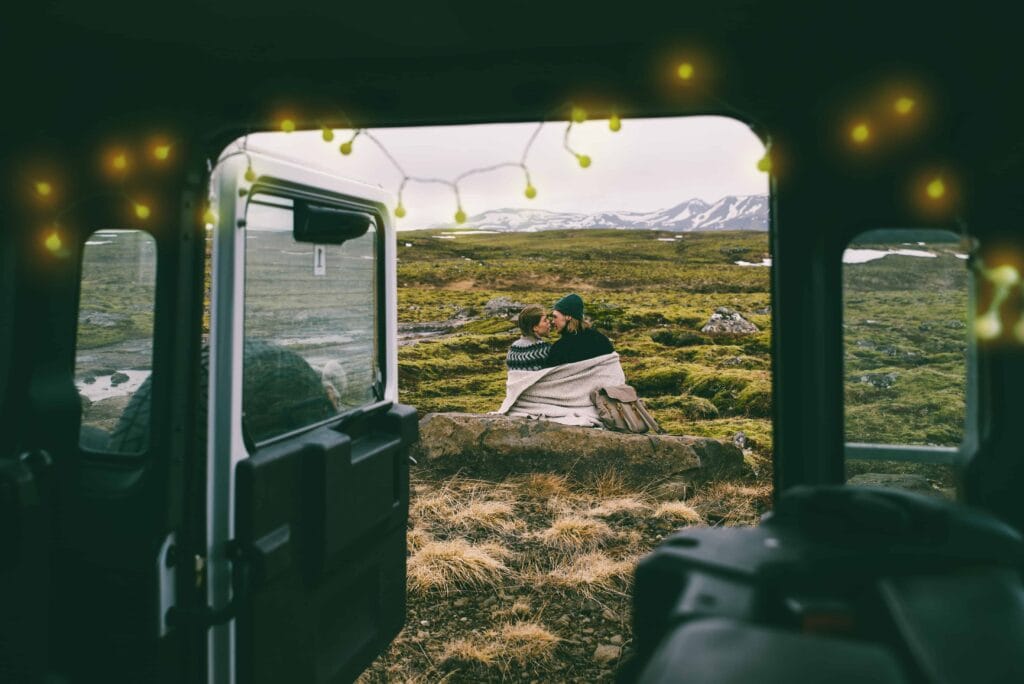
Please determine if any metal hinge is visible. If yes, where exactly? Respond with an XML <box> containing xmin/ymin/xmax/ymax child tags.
<box><xmin>164</xmin><ymin>540</ymin><xmax>252</xmax><ymax>630</ymax></box>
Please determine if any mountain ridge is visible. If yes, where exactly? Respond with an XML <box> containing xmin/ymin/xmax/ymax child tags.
<box><xmin>428</xmin><ymin>194</ymin><xmax>768</xmax><ymax>232</ymax></box>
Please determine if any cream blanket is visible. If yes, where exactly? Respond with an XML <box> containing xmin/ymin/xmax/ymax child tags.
<box><xmin>496</xmin><ymin>352</ymin><xmax>626</xmax><ymax>426</ymax></box>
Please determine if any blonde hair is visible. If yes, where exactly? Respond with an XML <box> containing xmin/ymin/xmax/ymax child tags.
<box><xmin>518</xmin><ymin>305</ymin><xmax>546</xmax><ymax>338</ymax></box>
<box><xmin>564</xmin><ymin>315</ymin><xmax>592</xmax><ymax>334</ymax></box>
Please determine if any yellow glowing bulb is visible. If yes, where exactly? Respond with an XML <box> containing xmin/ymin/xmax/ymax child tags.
<box><xmin>153</xmin><ymin>145</ymin><xmax>171</xmax><ymax>161</ymax></box>
<box><xmin>322</xmin><ymin>127</ymin><xmax>335</xmax><ymax>142</ymax></box>
<box><xmin>339</xmin><ymin>141</ymin><xmax>353</xmax><ymax>155</ymax></box>
<box><xmin>975</xmin><ymin>311</ymin><xmax>1002</xmax><ymax>340</ymax></box>
<box><xmin>524</xmin><ymin>184</ymin><xmax>537</xmax><ymax>199</ymax></box>
<box><xmin>571</xmin><ymin>107</ymin><xmax>587</xmax><ymax>124</ymax></box>
<box><xmin>609</xmin><ymin>115</ymin><xmax>621</xmax><ymax>132</ymax></box>
<box><xmin>45</xmin><ymin>231</ymin><xmax>62</xmax><ymax>253</ymax></box>
<box><xmin>577</xmin><ymin>154</ymin><xmax>592</xmax><ymax>168</ymax></box>
<box><xmin>281</xmin><ymin>119</ymin><xmax>296</xmax><ymax>133</ymax></box>
<box><xmin>677</xmin><ymin>62</ymin><xmax>694</xmax><ymax>80</ymax></box>
<box><xmin>203</xmin><ymin>208</ymin><xmax>218</xmax><ymax>224</ymax></box>
<box><xmin>35</xmin><ymin>181</ymin><xmax>53</xmax><ymax>197</ymax></box>
<box><xmin>756</xmin><ymin>153</ymin><xmax>772</xmax><ymax>173</ymax></box>
<box><xmin>244</xmin><ymin>165</ymin><xmax>256</xmax><ymax>182</ymax></box>
<box><xmin>926</xmin><ymin>177</ymin><xmax>946</xmax><ymax>200</ymax></box>
<box><xmin>850</xmin><ymin>123</ymin><xmax>871</xmax><ymax>144</ymax></box>
<box><xmin>988</xmin><ymin>264</ymin><xmax>1020</xmax><ymax>288</ymax></box>
<box><xmin>112</xmin><ymin>153</ymin><xmax>128</xmax><ymax>171</ymax></box>
<box><xmin>395</xmin><ymin>204</ymin><xmax>406</xmax><ymax>218</ymax></box>
<box><xmin>894</xmin><ymin>97</ymin><xmax>915</xmax><ymax>115</ymax></box>
<box><xmin>455</xmin><ymin>209</ymin><xmax>467</xmax><ymax>224</ymax></box>
<box><xmin>134</xmin><ymin>203</ymin><xmax>151</xmax><ymax>220</ymax></box>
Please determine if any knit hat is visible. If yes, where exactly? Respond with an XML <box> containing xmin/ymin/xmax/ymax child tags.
<box><xmin>553</xmin><ymin>293</ymin><xmax>584</xmax><ymax>320</ymax></box>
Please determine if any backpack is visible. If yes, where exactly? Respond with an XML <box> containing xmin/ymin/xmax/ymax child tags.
<box><xmin>590</xmin><ymin>384</ymin><xmax>663</xmax><ymax>434</ymax></box>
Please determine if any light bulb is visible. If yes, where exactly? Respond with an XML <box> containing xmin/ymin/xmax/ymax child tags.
<box><xmin>134</xmin><ymin>203</ymin><xmax>151</xmax><ymax>220</ymax></box>
<box><xmin>455</xmin><ymin>209</ymin><xmax>466</xmax><ymax>224</ymax></box>
<box><xmin>677</xmin><ymin>62</ymin><xmax>694</xmax><ymax>80</ymax></box>
<box><xmin>45</xmin><ymin>231</ymin><xmax>62</xmax><ymax>253</ymax></box>
<box><xmin>244</xmin><ymin>165</ymin><xmax>256</xmax><ymax>182</ymax></box>
<box><xmin>926</xmin><ymin>178</ymin><xmax>945</xmax><ymax>199</ymax></box>
<box><xmin>894</xmin><ymin>97</ymin><xmax>915</xmax><ymax>115</ymax></box>
<box><xmin>609</xmin><ymin>115</ymin><xmax>621</xmax><ymax>132</ymax></box>
<box><xmin>571</xmin><ymin>107</ymin><xmax>587</xmax><ymax>124</ymax></box>
<box><xmin>339</xmin><ymin>141</ymin><xmax>353</xmax><ymax>155</ymax></box>
<box><xmin>322</xmin><ymin>127</ymin><xmax>334</xmax><ymax>142</ymax></box>
<box><xmin>203</xmin><ymin>208</ymin><xmax>217</xmax><ymax>224</ymax></box>
<box><xmin>153</xmin><ymin>144</ymin><xmax>171</xmax><ymax>161</ymax></box>
<box><xmin>975</xmin><ymin>311</ymin><xmax>1002</xmax><ymax>340</ymax></box>
<box><xmin>577</xmin><ymin>154</ymin><xmax>592</xmax><ymax>168</ymax></box>
<box><xmin>35</xmin><ymin>181</ymin><xmax>53</xmax><ymax>197</ymax></box>
<box><xmin>756</xmin><ymin>153</ymin><xmax>772</xmax><ymax>173</ymax></box>
<box><xmin>395</xmin><ymin>204</ymin><xmax>406</xmax><ymax>218</ymax></box>
<box><xmin>524</xmin><ymin>184</ymin><xmax>537</xmax><ymax>199</ymax></box>
<box><xmin>988</xmin><ymin>265</ymin><xmax>1020</xmax><ymax>288</ymax></box>
<box><xmin>850</xmin><ymin>123</ymin><xmax>870</xmax><ymax>144</ymax></box>
<box><xmin>280</xmin><ymin>119</ymin><xmax>296</xmax><ymax>133</ymax></box>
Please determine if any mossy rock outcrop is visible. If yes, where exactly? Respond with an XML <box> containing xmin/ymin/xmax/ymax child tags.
<box><xmin>412</xmin><ymin>412</ymin><xmax>746</xmax><ymax>485</ymax></box>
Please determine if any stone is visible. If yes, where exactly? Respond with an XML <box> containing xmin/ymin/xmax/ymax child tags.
<box><xmin>484</xmin><ymin>297</ymin><xmax>527</xmax><ymax>318</ymax></box>
<box><xmin>610</xmin><ymin>635</ymin><xmax>624</xmax><ymax>645</ymax></box>
<box><xmin>859</xmin><ymin>372</ymin><xmax>898</xmax><ymax>389</ymax></box>
<box><xmin>110</xmin><ymin>371</ymin><xmax>130</xmax><ymax>386</ymax></box>
<box><xmin>602</xmin><ymin>608</ymin><xmax>619</xmax><ymax>622</ymax></box>
<box><xmin>412</xmin><ymin>413</ymin><xmax>745</xmax><ymax>484</ymax></box>
<box><xmin>701</xmin><ymin>307</ymin><xmax>759</xmax><ymax>335</ymax></box>
<box><xmin>593</xmin><ymin>644</ymin><xmax>622</xmax><ymax>665</ymax></box>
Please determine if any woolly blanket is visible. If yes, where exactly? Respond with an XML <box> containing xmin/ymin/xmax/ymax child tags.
<box><xmin>496</xmin><ymin>352</ymin><xmax>626</xmax><ymax>426</ymax></box>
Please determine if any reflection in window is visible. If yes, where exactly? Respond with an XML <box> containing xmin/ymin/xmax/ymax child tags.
<box><xmin>243</xmin><ymin>195</ymin><xmax>379</xmax><ymax>444</ymax></box>
<box><xmin>75</xmin><ymin>229</ymin><xmax>157</xmax><ymax>454</ymax></box>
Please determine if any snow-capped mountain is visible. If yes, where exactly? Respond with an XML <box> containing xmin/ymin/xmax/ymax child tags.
<box><xmin>429</xmin><ymin>195</ymin><xmax>768</xmax><ymax>232</ymax></box>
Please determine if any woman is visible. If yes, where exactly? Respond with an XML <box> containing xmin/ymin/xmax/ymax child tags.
<box><xmin>544</xmin><ymin>293</ymin><xmax>614</xmax><ymax>367</ymax></box>
<box><xmin>506</xmin><ymin>305</ymin><xmax>552</xmax><ymax>371</ymax></box>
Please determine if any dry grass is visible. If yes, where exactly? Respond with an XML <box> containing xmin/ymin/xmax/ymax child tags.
<box><xmin>652</xmin><ymin>501</ymin><xmax>704</xmax><ymax>525</ymax></box>
<box><xmin>407</xmin><ymin>525</ymin><xmax>433</xmax><ymax>552</ymax></box>
<box><xmin>495</xmin><ymin>621</ymin><xmax>560</xmax><ymax>667</ymax></box>
<box><xmin>494</xmin><ymin>597</ymin><xmax>533</xmax><ymax>619</ymax></box>
<box><xmin>586</xmin><ymin>496</ymin><xmax>650</xmax><ymax>518</ymax></box>
<box><xmin>589</xmin><ymin>469</ymin><xmax>632</xmax><ymax>498</ymax></box>
<box><xmin>452</xmin><ymin>499</ymin><xmax>522</xmax><ymax>534</ymax></box>
<box><xmin>689</xmin><ymin>481</ymin><xmax>773</xmax><ymax>526</ymax></box>
<box><xmin>410</xmin><ymin>488</ymin><xmax>459</xmax><ymax>524</ymax></box>
<box><xmin>516</xmin><ymin>472</ymin><xmax>572</xmax><ymax>499</ymax></box>
<box><xmin>438</xmin><ymin>637</ymin><xmax>499</xmax><ymax>668</ymax></box>
<box><xmin>543</xmin><ymin>552</ymin><xmax>636</xmax><ymax>597</ymax></box>
<box><xmin>408</xmin><ymin>539</ymin><xmax>511</xmax><ymax>594</ymax></box>
<box><xmin>537</xmin><ymin>515</ymin><xmax>614</xmax><ymax>553</ymax></box>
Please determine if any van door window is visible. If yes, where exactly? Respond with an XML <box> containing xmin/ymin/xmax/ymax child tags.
<box><xmin>242</xmin><ymin>194</ymin><xmax>380</xmax><ymax>444</ymax></box>
<box><xmin>842</xmin><ymin>229</ymin><xmax>972</xmax><ymax>494</ymax></box>
<box><xmin>75</xmin><ymin>229</ymin><xmax>157</xmax><ymax>454</ymax></box>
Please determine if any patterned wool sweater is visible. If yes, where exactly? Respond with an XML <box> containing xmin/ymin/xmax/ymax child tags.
<box><xmin>506</xmin><ymin>336</ymin><xmax>552</xmax><ymax>371</ymax></box>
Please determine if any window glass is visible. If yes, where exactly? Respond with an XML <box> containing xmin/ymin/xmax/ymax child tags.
<box><xmin>243</xmin><ymin>195</ymin><xmax>380</xmax><ymax>444</ymax></box>
<box><xmin>843</xmin><ymin>230</ymin><xmax>969</xmax><ymax>494</ymax></box>
<box><xmin>76</xmin><ymin>229</ymin><xmax>157</xmax><ymax>454</ymax></box>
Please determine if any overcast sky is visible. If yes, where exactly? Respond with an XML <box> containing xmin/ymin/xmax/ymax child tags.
<box><xmin>244</xmin><ymin>116</ymin><xmax>767</xmax><ymax>230</ymax></box>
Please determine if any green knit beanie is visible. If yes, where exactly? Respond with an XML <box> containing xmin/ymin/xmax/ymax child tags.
<box><xmin>553</xmin><ymin>293</ymin><xmax>584</xmax><ymax>320</ymax></box>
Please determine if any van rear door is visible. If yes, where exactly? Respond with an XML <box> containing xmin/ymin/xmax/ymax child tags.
<box><xmin>204</xmin><ymin>150</ymin><xmax>415</xmax><ymax>683</ymax></box>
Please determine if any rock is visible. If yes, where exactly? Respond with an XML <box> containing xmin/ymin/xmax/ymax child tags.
<box><xmin>484</xmin><ymin>297</ymin><xmax>527</xmax><ymax>318</ymax></box>
<box><xmin>859</xmin><ymin>372</ymin><xmax>898</xmax><ymax>389</ymax></box>
<box><xmin>110</xmin><ymin>371</ymin><xmax>130</xmax><ymax>386</ymax></box>
<box><xmin>610</xmin><ymin>635</ymin><xmax>624</xmax><ymax>645</ymax></box>
<box><xmin>701</xmin><ymin>307</ymin><xmax>759</xmax><ymax>335</ymax></box>
<box><xmin>453</xmin><ymin>597</ymin><xmax>468</xmax><ymax>608</ymax></box>
<box><xmin>847</xmin><ymin>472</ymin><xmax>946</xmax><ymax>498</ymax></box>
<box><xmin>602</xmin><ymin>608</ymin><xmax>619</xmax><ymax>622</ymax></box>
<box><xmin>753</xmin><ymin>305</ymin><xmax>771</xmax><ymax>315</ymax></box>
<box><xmin>412</xmin><ymin>413</ymin><xmax>745</xmax><ymax>484</ymax></box>
<box><xmin>81</xmin><ymin>374</ymin><xmax>96</xmax><ymax>385</ymax></box>
<box><xmin>593</xmin><ymin>644</ymin><xmax>622</xmax><ymax>665</ymax></box>
<box><xmin>732</xmin><ymin>431</ymin><xmax>748</xmax><ymax>449</ymax></box>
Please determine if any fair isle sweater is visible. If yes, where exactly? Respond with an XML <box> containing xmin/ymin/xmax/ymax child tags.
<box><xmin>506</xmin><ymin>336</ymin><xmax>552</xmax><ymax>371</ymax></box>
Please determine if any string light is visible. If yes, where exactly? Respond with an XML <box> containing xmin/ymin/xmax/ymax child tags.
<box><xmin>850</xmin><ymin>122</ymin><xmax>871</xmax><ymax>144</ymax></box>
<box><xmin>894</xmin><ymin>96</ymin><xmax>915</xmax><ymax>115</ymax></box>
<box><xmin>280</xmin><ymin>118</ymin><xmax>296</xmax><ymax>133</ymax></box>
<box><xmin>203</xmin><ymin>207</ymin><xmax>218</xmax><ymax>224</ymax></box>
<box><xmin>454</xmin><ymin>208</ymin><xmax>467</xmax><ymax>224</ymax></box>
<box><xmin>524</xmin><ymin>183</ymin><xmax>537</xmax><ymax>199</ymax></box>
<box><xmin>394</xmin><ymin>204</ymin><xmax>406</xmax><ymax>218</ymax></box>
<box><xmin>609</xmin><ymin>114</ymin><xmax>621</xmax><ymax>132</ymax></box>
<box><xmin>973</xmin><ymin>259</ymin><xmax>1024</xmax><ymax>343</ymax></box>
<box><xmin>153</xmin><ymin>144</ymin><xmax>171</xmax><ymax>161</ymax></box>
<box><xmin>111</xmin><ymin>152</ymin><xmax>129</xmax><ymax>172</ymax></box>
<box><xmin>756</xmin><ymin>141</ymin><xmax>773</xmax><ymax>173</ymax></box>
<box><xmin>571</xmin><ymin>107</ymin><xmax>587</xmax><ymax>124</ymax></box>
<box><xmin>35</xmin><ymin>181</ymin><xmax>53</xmax><ymax>197</ymax></box>
<box><xmin>133</xmin><ymin>203</ymin><xmax>151</xmax><ymax>220</ymax></box>
<box><xmin>926</xmin><ymin>177</ymin><xmax>945</xmax><ymax>200</ymax></box>
<box><xmin>677</xmin><ymin>62</ymin><xmax>695</xmax><ymax>80</ymax></box>
<box><xmin>244</xmin><ymin>163</ymin><xmax>257</xmax><ymax>182</ymax></box>
<box><xmin>321</xmin><ymin>126</ymin><xmax>335</xmax><ymax>142</ymax></box>
<box><xmin>44</xmin><ymin>230</ymin><xmax>62</xmax><ymax>253</ymax></box>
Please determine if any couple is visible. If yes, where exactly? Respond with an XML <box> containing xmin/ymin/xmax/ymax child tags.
<box><xmin>506</xmin><ymin>293</ymin><xmax>614</xmax><ymax>371</ymax></box>
<box><xmin>497</xmin><ymin>294</ymin><xmax>627</xmax><ymax>427</ymax></box>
